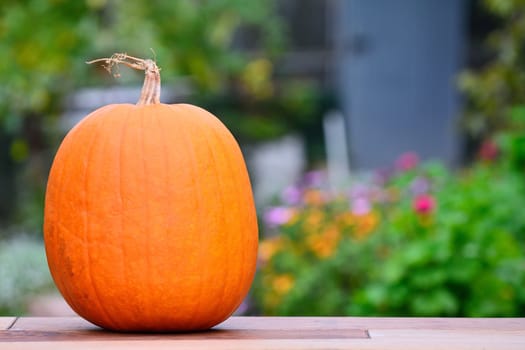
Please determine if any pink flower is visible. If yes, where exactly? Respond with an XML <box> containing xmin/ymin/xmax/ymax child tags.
<box><xmin>264</xmin><ymin>207</ymin><xmax>295</xmax><ymax>228</ymax></box>
<box><xmin>395</xmin><ymin>152</ymin><xmax>419</xmax><ymax>171</ymax></box>
<box><xmin>349</xmin><ymin>183</ymin><xmax>374</xmax><ymax>215</ymax></box>
<box><xmin>413</xmin><ymin>194</ymin><xmax>436</xmax><ymax>215</ymax></box>
<box><xmin>479</xmin><ymin>139</ymin><xmax>499</xmax><ymax>162</ymax></box>
<box><xmin>351</xmin><ymin>197</ymin><xmax>371</xmax><ymax>216</ymax></box>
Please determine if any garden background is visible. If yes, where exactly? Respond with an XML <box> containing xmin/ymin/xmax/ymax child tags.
<box><xmin>2</xmin><ymin>0</ymin><xmax>525</xmax><ymax>317</ymax></box>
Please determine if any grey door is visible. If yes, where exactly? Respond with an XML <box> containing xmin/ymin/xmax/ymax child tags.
<box><xmin>334</xmin><ymin>0</ymin><xmax>466</xmax><ymax>170</ymax></box>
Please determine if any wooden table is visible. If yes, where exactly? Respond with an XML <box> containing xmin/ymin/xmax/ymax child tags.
<box><xmin>1</xmin><ymin>316</ymin><xmax>524</xmax><ymax>349</ymax></box>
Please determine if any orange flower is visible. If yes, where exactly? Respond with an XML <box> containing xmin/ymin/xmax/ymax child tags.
<box><xmin>337</xmin><ymin>212</ymin><xmax>355</xmax><ymax>227</ymax></box>
<box><xmin>258</xmin><ymin>237</ymin><xmax>283</xmax><ymax>264</ymax></box>
<box><xmin>307</xmin><ymin>226</ymin><xmax>341</xmax><ymax>258</ymax></box>
<box><xmin>303</xmin><ymin>189</ymin><xmax>325</xmax><ymax>206</ymax></box>
<box><xmin>323</xmin><ymin>225</ymin><xmax>341</xmax><ymax>241</ymax></box>
<box><xmin>354</xmin><ymin>212</ymin><xmax>379</xmax><ymax>239</ymax></box>
<box><xmin>272</xmin><ymin>274</ymin><xmax>295</xmax><ymax>294</ymax></box>
<box><xmin>302</xmin><ymin>209</ymin><xmax>325</xmax><ymax>232</ymax></box>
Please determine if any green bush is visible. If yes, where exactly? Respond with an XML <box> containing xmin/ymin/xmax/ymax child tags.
<box><xmin>253</xmin><ymin>153</ymin><xmax>525</xmax><ymax>316</ymax></box>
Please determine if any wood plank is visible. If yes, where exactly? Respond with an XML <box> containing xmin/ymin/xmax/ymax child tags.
<box><xmin>365</xmin><ymin>329</ymin><xmax>525</xmax><ymax>350</ymax></box>
<box><xmin>0</xmin><ymin>328</ymin><xmax>368</xmax><ymax>342</ymax></box>
<box><xmin>325</xmin><ymin>316</ymin><xmax>525</xmax><ymax>331</ymax></box>
<box><xmin>224</xmin><ymin>316</ymin><xmax>525</xmax><ymax>331</ymax></box>
<box><xmin>10</xmin><ymin>316</ymin><xmax>525</xmax><ymax>332</ymax></box>
<box><xmin>0</xmin><ymin>339</ymin><xmax>372</xmax><ymax>350</ymax></box>
<box><xmin>2</xmin><ymin>332</ymin><xmax>525</xmax><ymax>350</ymax></box>
<box><xmin>2</xmin><ymin>317</ymin><xmax>525</xmax><ymax>350</ymax></box>
<box><xmin>0</xmin><ymin>318</ymin><xmax>17</xmax><ymax>330</ymax></box>
<box><xmin>2</xmin><ymin>317</ymin><xmax>368</xmax><ymax>342</ymax></box>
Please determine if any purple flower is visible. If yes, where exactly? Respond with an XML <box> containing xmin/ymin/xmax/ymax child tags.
<box><xmin>351</xmin><ymin>197</ymin><xmax>371</xmax><ymax>216</ymax></box>
<box><xmin>281</xmin><ymin>185</ymin><xmax>302</xmax><ymax>205</ymax></box>
<box><xmin>264</xmin><ymin>207</ymin><xmax>295</xmax><ymax>228</ymax></box>
<box><xmin>373</xmin><ymin>168</ymin><xmax>394</xmax><ymax>185</ymax></box>
<box><xmin>302</xmin><ymin>170</ymin><xmax>326</xmax><ymax>188</ymax></box>
<box><xmin>410</xmin><ymin>176</ymin><xmax>430</xmax><ymax>195</ymax></box>
<box><xmin>349</xmin><ymin>183</ymin><xmax>369</xmax><ymax>199</ymax></box>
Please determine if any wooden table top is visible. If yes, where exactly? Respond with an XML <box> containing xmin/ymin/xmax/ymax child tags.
<box><xmin>1</xmin><ymin>316</ymin><xmax>524</xmax><ymax>349</ymax></box>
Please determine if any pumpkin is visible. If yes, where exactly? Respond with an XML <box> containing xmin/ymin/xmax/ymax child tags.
<box><xmin>43</xmin><ymin>54</ymin><xmax>258</xmax><ymax>332</ymax></box>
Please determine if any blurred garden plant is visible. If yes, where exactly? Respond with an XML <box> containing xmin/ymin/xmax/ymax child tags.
<box><xmin>459</xmin><ymin>0</ymin><xmax>525</xmax><ymax>141</ymax></box>
<box><xmin>0</xmin><ymin>0</ymin><xmax>324</xmax><ymax>234</ymax></box>
<box><xmin>0</xmin><ymin>236</ymin><xmax>54</xmax><ymax>314</ymax></box>
<box><xmin>253</xmin><ymin>151</ymin><xmax>525</xmax><ymax>316</ymax></box>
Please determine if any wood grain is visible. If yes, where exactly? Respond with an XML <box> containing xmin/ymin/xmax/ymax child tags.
<box><xmin>1</xmin><ymin>317</ymin><xmax>368</xmax><ymax>342</ymax></box>
<box><xmin>223</xmin><ymin>316</ymin><xmax>525</xmax><ymax>331</ymax></box>
<box><xmin>1</xmin><ymin>316</ymin><xmax>525</xmax><ymax>350</ymax></box>
<box><xmin>326</xmin><ymin>316</ymin><xmax>525</xmax><ymax>331</ymax></box>
<box><xmin>8</xmin><ymin>316</ymin><xmax>525</xmax><ymax>331</ymax></box>
<box><xmin>0</xmin><ymin>328</ymin><xmax>368</xmax><ymax>342</ymax></box>
<box><xmin>366</xmin><ymin>329</ymin><xmax>525</xmax><ymax>350</ymax></box>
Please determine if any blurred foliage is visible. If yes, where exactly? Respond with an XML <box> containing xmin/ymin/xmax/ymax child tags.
<box><xmin>0</xmin><ymin>236</ymin><xmax>54</xmax><ymax>314</ymax></box>
<box><xmin>0</xmin><ymin>0</ymin><xmax>287</xmax><ymax>134</ymax></box>
<box><xmin>0</xmin><ymin>0</ymin><xmax>326</xmax><ymax>232</ymax></box>
<box><xmin>495</xmin><ymin>104</ymin><xmax>525</xmax><ymax>171</ymax></box>
<box><xmin>252</xmin><ymin>150</ymin><xmax>525</xmax><ymax>316</ymax></box>
<box><xmin>459</xmin><ymin>0</ymin><xmax>525</xmax><ymax>138</ymax></box>
<box><xmin>459</xmin><ymin>0</ymin><xmax>525</xmax><ymax>171</ymax></box>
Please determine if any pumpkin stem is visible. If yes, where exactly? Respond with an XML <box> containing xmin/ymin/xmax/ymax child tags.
<box><xmin>87</xmin><ymin>53</ymin><xmax>161</xmax><ymax>105</ymax></box>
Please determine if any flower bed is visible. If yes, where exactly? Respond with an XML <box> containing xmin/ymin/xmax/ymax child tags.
<box><xmin>252</xmin><ymin>151</ymin><xmax>525</xmax><ymax>316</ymax></box>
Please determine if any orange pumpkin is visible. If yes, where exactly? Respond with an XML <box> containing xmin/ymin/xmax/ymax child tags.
<box><xmin>43</xmin><ymin>54</ymin><xmax>258</xmax><ymax>332</ymax></box>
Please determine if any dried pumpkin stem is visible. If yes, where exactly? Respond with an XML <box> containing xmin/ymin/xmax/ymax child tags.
<box><xmin>87</xmin><ymin>53</ymin><xmax>161</xmax><ymax>105</ymax></box>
